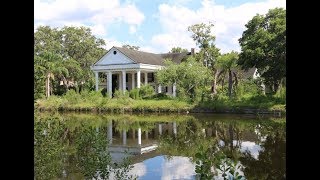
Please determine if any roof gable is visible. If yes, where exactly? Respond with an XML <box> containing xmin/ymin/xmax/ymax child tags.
<box><xmin>93</xmin><ymin>46</ymin><xmax>191</xmax><ymax>66</ymax></box>
<box><xmin>94</xmin><ymin>47</ymin><xmax>135</xmax><ymax>66</ymax></box>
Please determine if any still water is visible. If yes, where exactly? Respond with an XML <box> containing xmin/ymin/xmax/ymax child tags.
<box><xmin>34</xmin><ymin>112</ymin><xmax>286</xmax><ymax>180</ymax></box>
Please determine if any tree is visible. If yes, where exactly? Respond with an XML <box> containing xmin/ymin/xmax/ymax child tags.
<box><xmin>216</xmin><ymin>51</ymin><xmax>239</xmax><ymax>97</ymax></box>
<box><xmin>34</xmin><ymin>26</ymin><xmax>106</xmax><ymax>98</ymax></box>
<box><xmin>122</xmin><ymin>44</ymin><xmax>140</xmax><ymax>50</ymax></box>
<box><xmin>35</xmin><ymin>52</ymin><xmax>68</xmax><ymax>98</ymax></box>
<box><xmin>188</xmin><ymin>23</ymin><xmax>220</xmax><ymax>94</ymax></box>
<box><xmin>238</xmin><ymin>8</ymin><xmax>286</xmax><ymax>93</ymax></box>
<box><xmin>170</xmin><ymin>47</ymin><xmax>188</xmax><ymax>53</ymax></box>
<box><xmin>188</xmin><ymin>22</ymin><xmax>215</xmax><ymax>49</ymax></box>
<box><xmin>156</xmin><ymin>57</ymin><xmax>212</xmax><ymax>100</ymax></box>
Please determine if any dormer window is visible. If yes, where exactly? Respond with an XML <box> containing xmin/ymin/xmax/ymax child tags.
<box><xmin>113</xmin><ymin>51</ymin><xmax>117</xmax><ymax>55</ymax></box>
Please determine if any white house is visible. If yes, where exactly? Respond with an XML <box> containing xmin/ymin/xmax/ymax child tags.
<box><xmin>90</xmin><ymin>46</ymin><xmax>192</xmax><ymax>98</ymax></box>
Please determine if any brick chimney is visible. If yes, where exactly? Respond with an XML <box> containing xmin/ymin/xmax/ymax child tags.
<box><xmin>191</xmin><ymin>48</ymin><xmax>195</xmax><ymax>55</ymax></box>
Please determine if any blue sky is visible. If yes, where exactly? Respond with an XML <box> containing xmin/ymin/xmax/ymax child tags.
<box><xmin>34</xmin><ymin>0</ymin><xmax>285</xmax><ymax>53</ymax></box>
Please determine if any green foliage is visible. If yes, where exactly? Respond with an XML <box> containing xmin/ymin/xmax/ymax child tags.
<box><xmin>170</xmin><ymin>47</ymin><xmax>188</xmax><ymax>53</ymax></box>
<box><xmin>74</xmin><ymin>126</ymin><xmax>112</xmax><ymax>179</ymax></box>
<box><xmin>238</xmin><ymin>8</ymin><xmax>286</xmax><ymax>92</ymax></box>
<box><xmin>148</xmin><ymin>92</ymin><xmax>172</xmax><ymax>100</ymax></box>
<box><xmin>188</xmin><ymin>22</ymin><xmax>215</xmax><ymax>49</ymax></box>
<box><xmin>34</xmin><ymin>25</ymin><xmax>106</xmax><ymax>99</ymax></box>
<box><xmin>235</xmin><ymin>79</ymin><xmax>262</xmax><ymax>98</ymax></box>
<box><xmin>156</xmin><ymin>57</ymin><xmax>212</xmax><ymax>100</ymax></box>
<box><xmin>113</xmin><ymin>89</ymin><xmax>130</xmax><ymax>99</ymax></box>
<box><xmin>34</xmin><ymin>114</ymin><xmax>138</xmax><ymax>180</ymax></box>
<box><xmin>129</xmin><ymin>88</ymin><xmax>141</xmax><ymax>100</ymax></box>
<box><xmin>34</xmin><ymin>116</ymin><xmax>66</xmax><ymax>180</ymax></box>
<box><xmin>139</xmin><ymin>84</ymin><xmax>155</xmax><ymax>98</ymax></box>
<box><xmin>217</xmin><ymin>51</ymin><xmax>239</xmax><ymax>97</ymax></box>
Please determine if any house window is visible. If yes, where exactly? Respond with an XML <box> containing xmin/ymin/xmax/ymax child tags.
<box><xmin>148</xmin><ymin>73</ymin><xmax>154</xmax><ymax>82</ymax></box>
<box><xmin>126</xmin><ymin>74</ymin><xmax>128</xmax><ymax>82</ymax></box>
<box><xmin>165</xmin><ymin>87</ymin><xmax>168</xmax><ymax>93</ymax></box>
<box><xmin>113</xmin><ymin>51</ymin><xmax>117</xmax><ymax>55</ymax></box>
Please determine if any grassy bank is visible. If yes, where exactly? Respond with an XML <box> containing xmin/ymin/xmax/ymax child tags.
<box><xmin>35</xmin><ymin>90</ymin><xmax>285</xmax><ymax>114</ymax></box>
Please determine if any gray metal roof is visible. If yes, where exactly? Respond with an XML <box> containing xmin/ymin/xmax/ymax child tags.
<box><xmin>115</xmin><ymin>46</ymin><xmax>189</xmax><ymax>65</ymax></box>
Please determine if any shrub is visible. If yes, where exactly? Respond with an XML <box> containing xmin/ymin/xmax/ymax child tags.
<box><xmin>64</xmin><ymin>89</ymin><xmax>81</xmax><ymax>104</ymax></box>
<box><xmin>129</xmin><ymin>88</ymin><xmax>141</xmax><ymax>100</ymax></box>
<box><xmin>113</xmin><ymin>89</ymin><xmax>130</xmax><ymax>99</ymax></box>
<box><xmin>148</xmin><ymin>93</ymin><xmax>171</xmax><ymax>100</ymax></box>
<box><xmin>139</xmin><ymin>84</ymin><xmax>155</xmax><ymax>98</ymax></box>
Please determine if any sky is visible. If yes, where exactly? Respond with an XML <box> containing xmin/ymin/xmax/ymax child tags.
<box><xmin>34</xmin><ymin>0</ymin><xmax>285</xmax><ymax>54</ymax></box>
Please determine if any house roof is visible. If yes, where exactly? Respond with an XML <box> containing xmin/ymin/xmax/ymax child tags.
<box><xmin>115</xmin><ymin>46</ymin><xmax>189</xmax><ymax>66</ymax></box>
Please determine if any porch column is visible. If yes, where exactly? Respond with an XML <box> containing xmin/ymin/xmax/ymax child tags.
<box><xmin>122</xmin><ymin>130</ymin><xmax>127</xmax><ymax>145</ymax></box>
<box><xmin>158</xmin><ymin>124</ymin><xmax>162</xmax><ymax>135</ymax></box>
<box><xmin>119</xmin><ymin>72</ymin><xmax>122</xmax><ymax>90</ymax></box>
<box><xmin>95</xmin><ymin>71</ymin><xmax>99</xmax><ymax>91</ymax></box>
<box><xmin>131</xmin><ymin>73</ymin><xmax>135</xmax><ymax>89</ymax></box>
<box><xmin>138</xmin><ymin>128</ymin><xmax>141</xmax><ymax>145</ymax></box>
<box><xmin>108</xmin><ymin>71</ymin><xmax>112</xmax><ymax>98</ymax></box>
<box><xmin>173</xmin><ymin>82</ymin><xmax>176</xmax><ymax>97</ymax></box>
<box><xmin>158</xmin><ymin>84</ymin><xmax>162</xmax><ymax>93</ymax></box>
<box><xmin>144</xmin><ymin>72</ymin><xmax>148</xmax><ymax>85</ymax></box>
<box><xmin>107</xmin><ymin>121</ymin><xmax>113</xmax><ymax>145</ymax></box>
<box><xmin>122</xmin><ymin>70</ymin><xmax>126</xmax><ymax>93</ymax></box>
<box><xmin>173</xmin><ymin>122</ymin><xmax>177</xmax><ymax>135</ymax></box>
<box><xmin>137</xmin><ymin>70</ymin><xmax>141</xmax><ymax>88</ymax></box>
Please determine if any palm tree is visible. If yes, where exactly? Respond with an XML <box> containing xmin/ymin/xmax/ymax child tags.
<box><xmin>216</xmin><ymin>51</ymin><xmax>239</xmax><ymax>97</ymax></box>
<box><xmin>36</xmin><ymin>52</ymin><xmax>68</xmax><ymax>98</ymax></box>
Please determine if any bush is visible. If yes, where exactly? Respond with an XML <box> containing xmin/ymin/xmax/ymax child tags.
<box><xmin>139</xmin><ymin>84</ymin><xmax>155</xmax><ymax>98</ymax></box>
<box><xmin>148</xmin><ymin>93</ymin><xmax>171</xmax><ymax>100</ymax></box>
<box><xmin>235</xmin><ymin>79</ymin><xmax>262</xmax><ymax>99</ymax></box>
<box><xmin>113</xmin><ymin>89</ymin><xmax>130</xmax><ymax>99</ymax></box>
<box><xmin>64</xmin><ymin>89</ymin><xmax>81</xmax><ymax>104</ymax></box>
<box><xmin>129</xmin><ymin>88</ymin><xmax>141</xmax><ymax>100</ymax></box>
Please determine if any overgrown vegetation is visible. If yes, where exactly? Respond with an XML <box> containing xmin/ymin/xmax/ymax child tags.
<box><xmin>34</xmin><ymin>8</ymin><xmax>286</xmax><ymax>114</ymax></box>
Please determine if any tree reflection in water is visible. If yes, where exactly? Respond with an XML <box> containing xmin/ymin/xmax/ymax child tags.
<box><xmin>34</xmin><ymin>113</ymin><xmax>285</xmax><ymax>180</ymax></box>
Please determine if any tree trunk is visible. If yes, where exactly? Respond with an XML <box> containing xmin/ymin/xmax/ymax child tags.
<box><xmin>212</xmin><ymin>70</ymin><xmax>218</xmax><ymax>94</ymax></box>
<box><xmin>228</xmin><ymin>69</ymin><xmax>232</xmax><ymax>97</ymax></box>
<box><xmin>46</xmin><ymin>74</ymin><xmax>50</xmax><ymax>98</ymax></box>
<box><xmin>229</xmin><ymin>124</ymin><xmax>234</xmax><ymax>149</ymax></box>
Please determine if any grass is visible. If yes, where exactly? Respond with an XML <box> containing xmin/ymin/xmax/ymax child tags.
<box><xmin>35</xmin><ymin>90</ymin><xmax>285</xmax><ymax>114</ymax></box>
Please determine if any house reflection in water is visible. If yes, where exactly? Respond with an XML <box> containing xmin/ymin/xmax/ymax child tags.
<box><xmin>107</xmin><ymin>120</ymin><xmax>178</xmax><ymax>164</ymax></box>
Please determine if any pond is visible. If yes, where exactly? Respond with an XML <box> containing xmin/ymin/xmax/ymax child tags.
<box><xmin>34</xmin><ymin>112</ymin><xmax>286</xmax><ymax>180</ymax></box>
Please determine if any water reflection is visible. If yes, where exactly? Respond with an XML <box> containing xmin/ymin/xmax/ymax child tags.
<box><xmin>34</xmin><ymin>113</ymin><xmax>285</xmax><ymax>179</ymax></box>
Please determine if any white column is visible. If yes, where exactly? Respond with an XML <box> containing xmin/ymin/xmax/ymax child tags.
<box><xmin>158</xmin><ymin>124</ymin><xmax>162</xmax><ymax>135</ymax></box>
<box><xmin>108</xmin><ymin>71</ymin><xmax>112</xmax><ymax>98</ymax></box>
<box><xmin>131</xmin><ymin>73</ymin><xmax>135</xmax><ymax>90</ymax></box>
<box><xmin>173</xmin><ymin>122</ymin><xmax>177</xmax><ymax>135</ymax></box>
<box><xmin>144</xmin><ymin>72</ymin><xmax>148</xmax><ymax>85</ymax></box>
<box><xmin>158</xmin><ymin>84</ymin><xmax>162</xmax><ymax>93</ymax></box>
<box><xmin>95</xmin><ymin>72</ymin><xmax>99</xmax><ymax>91</ymax></box>
<box><xmin>122</xmin><ymin>130</ymin><xmax>127</xmax><ymax>145</ymax></box>
<box><xmin>122</xmin><ymin>70</ymin><xmax>126</xmax><ymax>93</ymax></box>
<box><xmin>119</xmin><ymin>73</ymin><xmax>122</xmax><ymax>90</ymax></box>
<box><xmin>138</xmin><ymin>128</ymin><xmax>141</xmax><ymax>145</ymax></box>
<box><xmin>173</xmin><ymin>82</ymin><xmax>176</xmax><ymax>97</ymax></box>
<box><xmin>137</xmin><ymin>70</ymin><xmax>141</xmax><ymax>88</ymax></box>
<box><xmin>107</xmin><ymin>121</ymin><xmax>113</xmax><ymax>145</ymax></box>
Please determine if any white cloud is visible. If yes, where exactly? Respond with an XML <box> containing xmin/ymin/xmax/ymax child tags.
<box><xmin>162</xmin><ymin>156</ymin><xmax>196</xmax><ymax>180</ymax></box>
<box><xmin>129</xmin><ymin>26</ymin><xmax>137</xmax><ymax>34</ymax></box>
<box><xmin>129</xmin><ymin>162</ymin><xmax>147</xmax><ymax>177</ymax></box>
<box><xmin>34</xmin><ymin>0</ymin><xmax>144</xmax><ymax>37</ymax></box>
<box><xmin>151</xmin><ymin>0</ymin><xmax>286</xmax><ymax>53</ymax></box>
<box><xmin>103</xmin><ymin>38</ymin><xmax>123</xmax><ymax>50</ymax></box>
<box><xmin>92</xmin><ymin>24</ymin><xmax>107</xmax><ymax>36</ymax></box>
